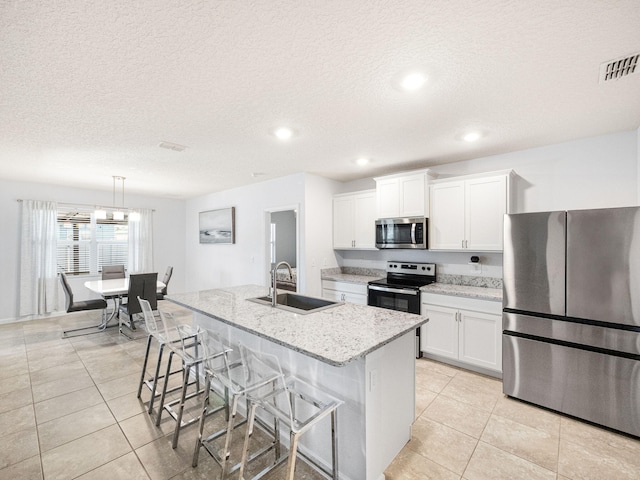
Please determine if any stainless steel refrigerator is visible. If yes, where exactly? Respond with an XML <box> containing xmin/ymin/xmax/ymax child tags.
<box><xmin>503</xmin><ymin>207</ymin><xmax>640</xmax><ymax>437</ymax></box>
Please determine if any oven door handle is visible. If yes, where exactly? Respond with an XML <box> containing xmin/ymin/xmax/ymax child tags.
<box><xmin>368</xmin><ymin>285</ymin><xmax>420</xmax><ymax>295</ymax></box>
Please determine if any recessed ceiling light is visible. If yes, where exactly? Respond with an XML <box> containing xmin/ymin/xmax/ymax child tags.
<box><xmin>273</xmin><ymin>127</ymin><xmax>294</xmax><ymax>140</ymax></box>
<box><xmin>355</xmin><ymin>157</ymin><xmax>371</xmax><ymax>166</ymax></box>
<box><xmin>401</xmin><ymin>73</ymin><xmax>427</xmax><ymax>91</ymax></box>
<box><xmin>463</xmin><ymin>131</ymin><xmax>482</xmax><ymax>142</ymax></box>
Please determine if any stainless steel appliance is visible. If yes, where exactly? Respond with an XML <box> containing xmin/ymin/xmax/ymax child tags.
<box><xmin>368</xmin><ymin>261</ymin><xmax>436</xmax><ymax>358</ymax></box>
<box><xmin>375</xmin><ymin>217</ymin><xmax>427</xmax><ymax>249</ymax></box>
<box><xmin>503</xmin><ymin>207</ymin><xmax>640</xmax><ymax>437</ymax></box>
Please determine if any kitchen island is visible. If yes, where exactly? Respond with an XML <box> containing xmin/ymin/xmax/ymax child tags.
<box><xmin>167</xmin><ymin>285</ymin><xmax>428</xmax><ymax>480</ymax></box>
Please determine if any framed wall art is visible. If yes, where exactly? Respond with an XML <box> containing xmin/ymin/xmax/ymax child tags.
<box><xmin>199</xmin><ymin>207</ymin><xmax>235</xmax><ymax>244</ymax></box>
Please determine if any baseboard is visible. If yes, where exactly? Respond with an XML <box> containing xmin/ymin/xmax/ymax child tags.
<box><xmin>420</xmin><ymin>353</ymin><xmax>503</xmax><ymax>379</ymax></box>
<box><xmin>0</xmin><ymin>310</ymin><xmax>68</xmax><ymax>325</ymax></box>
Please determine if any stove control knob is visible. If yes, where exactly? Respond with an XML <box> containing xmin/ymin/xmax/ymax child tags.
<box><xmin>421</xmin><ymin>266</ymin><xmax>426</xmax><ymax>270</ymax></box>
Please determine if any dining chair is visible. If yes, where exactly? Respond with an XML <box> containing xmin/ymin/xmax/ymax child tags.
<box><xmin>102</xmin><ymin>264</ymin><xmax>125</xmax><ymax>280</ymax></box>
<box><xmin>101</xmin><ymin>264</ymin><xmax>126</xmax><ymax>317</ymax></box>
<box><xmin>157</xmin><ymin>266</ymin><xmax>173</xmax><ymax>300</ymax></box>
<box><xmin>60</xmin><ymin>272</ymin><xmax>108</xmax><ymax>338</ymax></box>
<box><xmin>119</xmin><ymin>272</ymin><xmax>158</xmax><ymax>338</ymax></box>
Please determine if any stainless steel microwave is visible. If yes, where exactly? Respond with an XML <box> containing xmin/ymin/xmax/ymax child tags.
<box><xmin>375</xmin><ymin>217</ymin><xmax>428</xmax><ymax>249</ymax></box>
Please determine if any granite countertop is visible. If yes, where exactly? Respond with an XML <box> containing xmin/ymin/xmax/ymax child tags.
<box><xmin>321</xmin><ymin>272</ymin><xmax>383</xmax><ymax>284</ymax></box>
<box><xmin>321</xmin><ymin>268</ymin><xmax>503</xmax><ymax>302</ymax></box>
<box><xmin>421</xmin><ymin>283</ymin><xmax>502</xmax><ymax>301</ymax></box>
<box><xmin>167</xmin><ymin>285</ymin><xmax>427</xmax><ymax>367</ymax></box>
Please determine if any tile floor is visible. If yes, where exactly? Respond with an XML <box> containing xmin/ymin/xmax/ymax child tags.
<box><xmin>1</xmin><ymin>302</ymin><xmax>639</xmax><ymax>480</ymax></box>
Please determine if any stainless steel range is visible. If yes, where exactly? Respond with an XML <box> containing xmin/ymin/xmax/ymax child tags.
<box><xmin>368</xmin><ymin>261</ymin><xmax>436</xmax><ymax>358</ymax></box>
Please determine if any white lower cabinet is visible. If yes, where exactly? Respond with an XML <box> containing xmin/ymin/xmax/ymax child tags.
<box><xmin>322</xmin><ymin>280</ymin><xmax>368</xmax><ymax>305</ymax></box>
<box><xmin>421</xmin><ymin>293</ymin><xmax>502</xmax><ymax>374</ymax></box>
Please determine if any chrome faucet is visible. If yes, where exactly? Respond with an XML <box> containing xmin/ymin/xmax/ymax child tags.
<box><xmin>271</xmin><ymin>261</ymin><xmax>293</xmax><ymax>307</ymax></box>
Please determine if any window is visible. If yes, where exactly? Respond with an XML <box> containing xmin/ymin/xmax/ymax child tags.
<box><xmin>57</xmin><ymin>207</ymin><xmax>128</xmax><ymax>275</ymax></box>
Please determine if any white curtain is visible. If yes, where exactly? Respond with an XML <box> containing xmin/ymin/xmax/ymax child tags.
<box><xmin>19</xmin><ymin>200</ymin><xmax>59</xmax><ymax>316</ymax></box>
<box><xmin>128</xmin><ymin>209</ymin><xmax>154</xmax><ymax>273</ymax></box>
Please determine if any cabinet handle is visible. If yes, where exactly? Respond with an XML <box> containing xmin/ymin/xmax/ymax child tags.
<box><xmin>461</xmin><ymin>240</ymin><xmax>464</xmax><ymax>249</ymax></box>
<box><xmin>465</xmin><ymin>240</ymin><xmax>468</xmax><ymax>248</ymax></box>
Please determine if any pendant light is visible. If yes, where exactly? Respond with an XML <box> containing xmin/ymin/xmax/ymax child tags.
<box><xmin>94</xmin><ymin>176</ymin><xmax>139</xmax><ymax>221</ymax></box>
<box><xmin>112</xmin><ymin>176</ymin><xmax>125</xmax><ymax>220</ymax></box>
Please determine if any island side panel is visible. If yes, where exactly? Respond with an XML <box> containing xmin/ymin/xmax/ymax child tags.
<box><xmin>365</xmin><ymin>331</ymin><xmax>416</xmax><ymax>480</ymax></box>
<box><xmin>193</xmin><ymin>311</ymin><xmax>367</xmax><ymax>480</ymax></box>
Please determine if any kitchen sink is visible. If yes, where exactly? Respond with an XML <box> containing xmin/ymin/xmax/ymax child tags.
<box><xmin>247</xmin><ymin>292</ymin><xmax>342</xmax><ymax>314</ymax></box>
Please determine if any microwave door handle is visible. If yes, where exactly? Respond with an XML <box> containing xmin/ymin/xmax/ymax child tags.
<box><xmin>411</xmin><ymin>223</ymin><xmax>416</xmax><ymax>244</ymax></box>
<box><xmin>369</xmin><ymin>285</ymin><xmax>419</xmax><ymax>295</ymax></box>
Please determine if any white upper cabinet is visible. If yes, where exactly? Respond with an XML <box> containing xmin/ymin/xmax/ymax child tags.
<box><xmin>375</xmin><ymin>169</ymin><xmax>435</xmax><ymax>218</ymax></box>
<box><xmin>429</xmin><ymin>181</ymin><xmax>465</xmax><ymax>250</ymax></box>
<box><xmin>333</xmin><ymin>190</ymin><xmax>376</xmax><ymax>249</ymax></box>
<box><xmin>429</xmin><ymin>171</ymin><xmax>511</xmax><ymax>251</ymax></box>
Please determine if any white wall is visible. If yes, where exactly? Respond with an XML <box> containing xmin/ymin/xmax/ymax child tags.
<box><xmin>430</xmin><ymin>129</ymin><xmax>639</xmax><ymax>212</ymax></box>
<box><xmin>637</xmin><ymin>127</ymin><xmax>640</xmax><ymax>202</ymax></box>
<box><xmin>303</xmin><ymin>174</ymin><xmax>341</xmax><ymax>295</ymax></box>
<box><xmin>184</xmin><ymin>174</ymin><xmax>306</xmax><ymax>292</ymax></box>
<box><xmin>183</xmin><ymin>173</ymin><xmax>341</xmax><ymax>297</ymax></box>
<box><xmin>0</xmin><ymin>179</ymin><xmax>186</xmax><ymax>322</ymax></box>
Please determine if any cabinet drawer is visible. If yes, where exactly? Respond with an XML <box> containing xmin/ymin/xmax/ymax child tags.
<box><xmin>322</xmin><ymin>280</ymin><xmax>368</xmax><ymax>296</ymax></box>
<box><xmin>421</xmin><ymin>292</ymin><xmax>501</xmax><ymax>315</ymax></box>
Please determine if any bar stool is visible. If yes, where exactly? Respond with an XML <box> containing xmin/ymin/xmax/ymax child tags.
<box><xmin>238</xmin><ymin>346</ymin><xmax>343</xmax><ymax>480</ymax></box>
<box><xmin>155</xmin><ymin>318</ymin><xmax>219</xmax><ymax>448</ymax></box>
<box><xmin>192</xmin><ymin>332</ymin><xmax>285</xmax><ymax>479</ymax></box>
<box><xmin>137</xmin><ymin>298</ymin><xmax>198</xmax><ymax>414</ymax></box>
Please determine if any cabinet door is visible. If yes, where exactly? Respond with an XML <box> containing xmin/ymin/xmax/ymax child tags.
<box><xmin>420</xmin><ymin>304</ymin><xmax>459</xmax><ymax>359</ymax></box>
<box><xmin>322</xmin><ymin>289</ymin><xmax>343</xmax><ymax>302</ymax></box>
<box><xmin>353</xmin><ymin>191</ymin><xmax>376</xmax><ymax>248</ymax></box>
<box><xmin>465</xmin><ymin>175</ymin><xmax>506</xmax><ymax>251</ymax></box>
<box><xmin>399</xmin><ymin>174</ymin><xmax>425</xmax><ymax>217</ymax></box>
<box><xmin>458</xmin><ymin>310</ymin><xmax>502</xmax><ymax>372</ymax></box>
<box><xmin>429</xmin><ymin>181</ymin><xmax>465</xmax><ymax>250</ymax></box>
<box><xmin>343</xmin><ymin>292</ymin><xmax>367</xmax><ymax>305</ymax></box>
<box><xmin>376</xmin><ymin>179</ymin><xmax>399</xmax><ymax>218</ymax></box>
<box><xmin>333</xmin><ymin>196</ymin><xmax>354</xmax><ymax>249</ymax></box>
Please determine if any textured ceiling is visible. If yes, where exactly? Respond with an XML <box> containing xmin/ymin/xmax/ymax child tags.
<box><xmin>1</xmin><ymin>0</ymin><xmax>639</xmax><ymax>199</ymax></box>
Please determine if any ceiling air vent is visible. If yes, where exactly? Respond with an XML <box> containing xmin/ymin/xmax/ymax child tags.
<box><xmin>159</xmin><ymin>141</ymin><xmax>187</xmax><ymax>152</ymax></box>
<box><xmin>599</xmin><ymin>53</ymin><xmax>639</xmax><ymax>83</ymax></box>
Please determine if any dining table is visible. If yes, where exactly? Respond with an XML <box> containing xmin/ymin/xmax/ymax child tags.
<box><xmin>64</xmin><ymin>277</ymin><xmax>166</xmax><ymax>337</ymax></box>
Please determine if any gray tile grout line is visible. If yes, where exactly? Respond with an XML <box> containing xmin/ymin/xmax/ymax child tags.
<box><xmin>64</xmin><ymin>327</ymin><xmax>152</xmax><ymax>480</ymax></box>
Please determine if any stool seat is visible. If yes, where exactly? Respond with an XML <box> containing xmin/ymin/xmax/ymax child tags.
<box><xmin>239</xmin><ymin>348</ymin><xmax>343</xmax><ymax>480</ymax></box>
<box><xmin>155</xmin><ymin>320</ymin><xmax>214</xmax><ymax>448</ymax></box>
<box><xmin>137</xmin><ymin>298</ymin><xmax>200</xmax><ymax>417</ymax></box>
<box><xmin>192</xmin><ymin>332</ymin><xmax>284</xmax><ymax>479</ymax></box>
